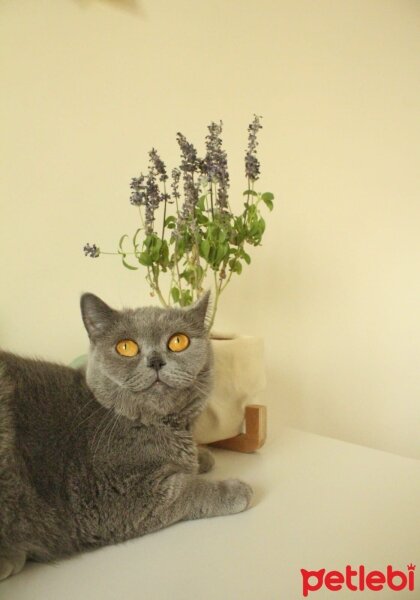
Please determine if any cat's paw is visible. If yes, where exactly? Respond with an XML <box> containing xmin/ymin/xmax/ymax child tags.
<box><xmin>220</xmin><ymin>479</ymin><xmax>253</xmax><ymax>514</ymax></box>
<box><xmin>0</xmin><ymin>551</ymin><xmax>26</xmax><ymax>581</ymax></box>
<box><xmin>197</xmin><ymin>447</ymin><xmax>215</xmax><ymax>474</ymax></box>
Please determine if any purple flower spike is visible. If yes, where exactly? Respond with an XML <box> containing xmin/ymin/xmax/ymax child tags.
<box><xmin>83</xmin><ymin>243</ymin><xmax>100</xmax><ymax>258</ymax></box>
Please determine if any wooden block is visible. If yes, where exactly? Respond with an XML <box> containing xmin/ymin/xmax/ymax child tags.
<box><xmin>209</xmin><ymin>404</ymin><xmax>267</xmax><ymax>453</ymax></box>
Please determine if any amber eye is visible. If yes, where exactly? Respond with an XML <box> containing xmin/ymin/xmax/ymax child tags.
<box><xmin>168</xmin><ymin>333</ymin><xmax>190</xmax><ymax>352</ymax></box>
<box><xmin>115</xmin><ymin>339</ymin><xmax>139</xmax><ymax>357</ymax></box>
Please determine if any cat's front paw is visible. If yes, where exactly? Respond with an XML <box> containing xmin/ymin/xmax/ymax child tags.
<box><xmin>197</xmin><ymin>446</ymin><xmax>215</xmax><ymax>474</ymax></box>
<box><xmin>0</xmin><ymin>551</ymin><xmax>26</xmax><ymax>581</ymax></box>
<box><xmin>220</xmin><ymin>479</ymin><xmax>253</xmax><ymax>514</ymax></box>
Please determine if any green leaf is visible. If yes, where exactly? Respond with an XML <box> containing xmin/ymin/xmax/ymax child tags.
<box><xmin>215</xmin><ymin>243</ymin><xmax>228</xmax><ymax>264</ymax></box>
<box><xmin>207</xmin><ymin>223</ymin><xmax>218</xmax><ymax>241</ymax></box>
<box><xmin>218</xmin><ymin>230</ymin><xmax>227</xmax><ymax>243</ymax></box>
<box><xmin>164</xmin><ymin>215</ymin><xmax>176</xmax><ymax>226</ymax></box>
<box><xmin>197</xmin><ymin>195</ymin><xmax>207</xmax><ymax>211</ymax></box>
<box><xmin>159</xmin><ymin>241</ymin><xmax>170</xmax><ymax>269</ymax></box>
<box><xmin>132</xmin><ymin>228</ymin><xmax>142</xmax><ymax>250</ymax></box>
<box><xmin>261</xmin><ymin>192</ymin><xmax>274</xmax><ymax>211</ymax></box>
<box><xmin>118</xmin><ymin>234</ymin><xmax>128</xmax><ymax>252</ymax></box>
<box><xmin>179</xmin><ymin>289</ymin><xmax>193</xmax><ymax>307</ymax></box>
<box><xmin>261</xmin><ymin>192</ymin><xmax>274</xmax><ymax>201</ymax></box>
<box><xmin>195</xmin><ymin>264</ymin><xmax>204</xmax><ymax>284</ymax></box>
<box><xmin>242</xmin><ymin>251</ymin><xmax>251</xmax><ymax>265</ymax></box>
<box><xmin>196</xmin><ymin>212</ymin><xmax>209</xmax><ymax>225</ymax></box>
<box><xmin>229</xmin><ymin>258</ymin><xmax>242</xmax><ymax>274</ymax></box>
<box><xmin>171</xmin><ymin>287</ymin><xmax>180</xmax><ymax>303</ymax></box>
<box><xmin>181</xmin><ymin>269</ymin><xmax>194</xmax><ymax>284</ymax></box>
<box><xmin>246</xmin><ymin>204</ymin><xmax>257</xmax><ymax>219</ymax></box>
<box><xmin>144</xmin><ymin>235</ymin><xmax>154</xmax><ymax>250</ymax></box>
<box><xmin>138</xmin><ymin>252</ymin><xmax>153</xmax><ymax>266</ymax></box>
<box><xmin>243</xmin><ymin>189</ymin><xmax>258</xmax><ymax>197</ymax></box>
<box><xmin>154</xmin><ymin>236</ymin><xmax>163</xmax><ymax>250</ymax></box>
<box><xmin>199</xmin><ymin>239</ymin><xmax>210</xmax><ymax>260</ymax></box>
<box><xmin>122</xmin><ymin>257</ymin><xmax>138</xmax><ymax>270</ymax></box>
<box><xmin>151</xmin><ymin>237</ymin><xmax>162</xmax><ymax>260</ymax></box>
<box><xmin>176</xmin><ymin>238</ymin><xmax>185</xmax><ymax>257</ymax></box>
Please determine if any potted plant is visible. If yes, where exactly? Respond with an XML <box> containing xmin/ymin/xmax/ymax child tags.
<box><xmin>82</xmin><ymin>116</ymin><xmax>273</xmax><ymax>449</ymax></box>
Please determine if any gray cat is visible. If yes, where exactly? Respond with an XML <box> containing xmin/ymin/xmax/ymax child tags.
<box><xmin>0</xmin><ymin>292</ymin><xmax>253</xmax><ymax>580</ymax></box>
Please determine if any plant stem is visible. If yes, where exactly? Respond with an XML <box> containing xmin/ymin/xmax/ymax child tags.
<box><xmin>208</xmin><ymin>270</ymin><xmax>220</xmax><ymax>331</ymax></box>
<box><xmin>138</xmin><ymin>207</ymin><xmax>145</xmax><ymax>227</ymax></box>
<box><xmin>220</xmin><ymin>268</ymin><xmax>234</xmax><ymax>292</ymax></box>
<box><xmin>161</xmin><ymin>182</ymin><xmax>168</xmax><ymax>240</ymax></box>
<box><xmin>155</xmin><ymin>284</ymin><xmax>168</xmax><ymax>307</ymax></box>
<box><xmin>151</xmin><ymin>266</ymin><xmax>168</xmax><ymax>307</ymax></box>
<box><xmin>175</xmin><ymin>259</ymin><xmax>183</xmax><ymax>295</ymax></box>
<box><xmin>209</xmin><ymin>184</ymin><xmax>214</xmax><ymax>219</ymax></box>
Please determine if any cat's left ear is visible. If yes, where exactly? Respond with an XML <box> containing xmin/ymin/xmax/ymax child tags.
<box><xmin>80</xmin><ymin>293</ymin><xmax>117</xmax><ymax>341</ymax></box>
<box><xmin>186</xmin><ymin>290</ymin><xmax>212</xmax><ymax>332</ymax></box>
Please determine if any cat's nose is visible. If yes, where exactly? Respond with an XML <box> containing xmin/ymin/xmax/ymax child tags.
<box><xmin>147</xmin><ymin>352</ymin><xmax>166</xmax><ymax>371</ymax></box>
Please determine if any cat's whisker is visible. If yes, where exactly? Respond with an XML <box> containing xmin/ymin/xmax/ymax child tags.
<box><xmin>191</xmin><ymin>380</ymin><xmax>210</xmax><ymax>396</ymax></box>
<box><xmin>67</xmin><ymin>397</ymin><xmax>96</xmax><ymax>431</ymax></box>
<box><xmin>62</xmin><ymin>402</ymin><xmax>104</xmax><ymax>450</ymax></box>
<box><xmin>106</xmin><ymin>412</ymin><xmax>122</xmax><ymax>455</ymax></box>
<box><xmin>98</xmin><ymin>412</ymin><xmax>118</xmax><ymax>454</ymax></box>
<box><xmin>91</xmin><ymin>410</ymin><xmax>115</xmax><ymax>464</ymax></box>
<box><xmin>165</xmin><ymin>370</ymin><xmax>195</xmax><ymax>387</ymax></box>
<box><xmin>124</xmin><ymin>372</ymin><xmax>158</xmax><ymax>392</ymax></box>
<box><xmin>67</xmin><ymin>401</ymin><xmax>104</xmax><ymax>439</ymax></box>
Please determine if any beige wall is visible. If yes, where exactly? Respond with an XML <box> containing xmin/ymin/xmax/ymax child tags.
<box><xmin>1</xmin><ymin>0</ymin><xmax>419</xmax><ymax>458</ymax></box>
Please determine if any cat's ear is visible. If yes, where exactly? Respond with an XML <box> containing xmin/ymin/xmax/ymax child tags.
<box><xmin>186</xmin><ymin>290</ymin><xmax>212</xmax><ymax>331</ymax></box>
<box><xmin>80</xmin><ymin>293</ymin><xmax>116</xmax><ymax>340</ymax></box>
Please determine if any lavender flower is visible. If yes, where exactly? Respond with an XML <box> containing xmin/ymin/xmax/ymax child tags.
<box><xmin>202</xmin><ymin>120</ymin><xmax>230</xmax><ymax>210</ymax></box>
<box><xmin>171</xmin><ymin>168</ymin><xmax>181</xmax><ymax>200</ymax></box>
<box><xmin>144</xmin><ymin>170</ymin><xmax>161</xmax><ymax>233</ymax></box>
<box><xmin>182</xmin><ymin>173</ymin><xmax>198</xmax><ymax>217</ymax></box>
<box><xmin>130</xmin><ymin>173</ymin><xmax>147</xmax><ymax>206</ymax></box>
<box><xmin>176</xmin><ymin>133</ymin><xmax>199</xmax><ymax>174</ymax></box>
<box><xmin>245</xmin><ymin>154</ymin><xmax>260</xmax><ymax>181</ymax></box>
<box><xmin>175</xmin><ymin>132</ymin><xmax>201</xmax><ymax>226</ymax></box>
<box><xmin>130</xmin><ymin>165</ymin><xmax>168</xmax><ymax>232</ymax></box>
<box><xmin>180</xmin><ymin>172</ymin><xmax>199</xmax><ymax>222</ymax></box>
<box><xmin>149</xmin><ymin>148</ymin><xmax>168</xmax><ymax>182</ymax></box>
<box><xmin>245</xmin><ymin>114</ymin><xmax>263</xmax><ymax>181</ymax></box>
<box><xmin>83</xmin><ymin>243</ymin><xmax>100</xmax><ymax>258</ymax></box>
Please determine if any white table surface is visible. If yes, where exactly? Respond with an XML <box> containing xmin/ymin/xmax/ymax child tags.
<box><xmin>2</xmin><ymin>426</ymin><xmax>419</xmax><ymax>600</ymax></box>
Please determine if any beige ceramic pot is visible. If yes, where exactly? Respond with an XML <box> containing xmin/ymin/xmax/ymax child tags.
<box><xmin>193</xmin><ymin>334</ymin><xmax>266</xmax><ymax>444</ymax></box>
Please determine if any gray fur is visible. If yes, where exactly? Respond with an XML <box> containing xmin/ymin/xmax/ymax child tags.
<box><xmin>0</xmin><ymin>293</ymin><xmax>252</xmax><ymax>580</ymax></box>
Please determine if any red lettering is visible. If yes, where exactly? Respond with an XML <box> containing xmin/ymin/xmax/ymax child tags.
<box><xmin>408</xmin><ymin>569</ymin><xmax>415</xmax><ymax>591</ymax></box>
<box><xmin>345</xmin><ymin>565</ymin><xmax>358</xmax><ymax>591</ymax></box>
<box><xmin>387</xmin><ymin>565</ymin><xmax>407</xmax><ymax>591</ymax></box>
<box><xmin>325</xmin><ymin>570</ymin><xmax>344</xmax><ymax>591</ymax></box>
<box><xmin>300</xmin><ymin>564</ymin><xmax>415</xmax><ymax>595</ymax></box>
<box><xmin>301</xmin><ymin>569</ymin><xmax>325</xmax><ymax>597</ymax></box>
<box><xmin>366</xmin><ymin>570</ymin><xmax>385</xmax><ymax>591</ymax></box>
<box><xmin>359</xmin><ymin>564</ymin><xmax>365</xmax><ymax>591</ymax></box>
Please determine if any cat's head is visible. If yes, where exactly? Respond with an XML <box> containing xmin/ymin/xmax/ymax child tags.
<box><xmin>80</xmin><ymin>292</ymin><xmax>213</xmax><ymax>423</ymax></box>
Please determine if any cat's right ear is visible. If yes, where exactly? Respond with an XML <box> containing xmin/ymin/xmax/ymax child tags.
<box><xmin>80</xmin><ymin>293</ymin><xmax>116</xmax><ymax>341</ymax></box>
